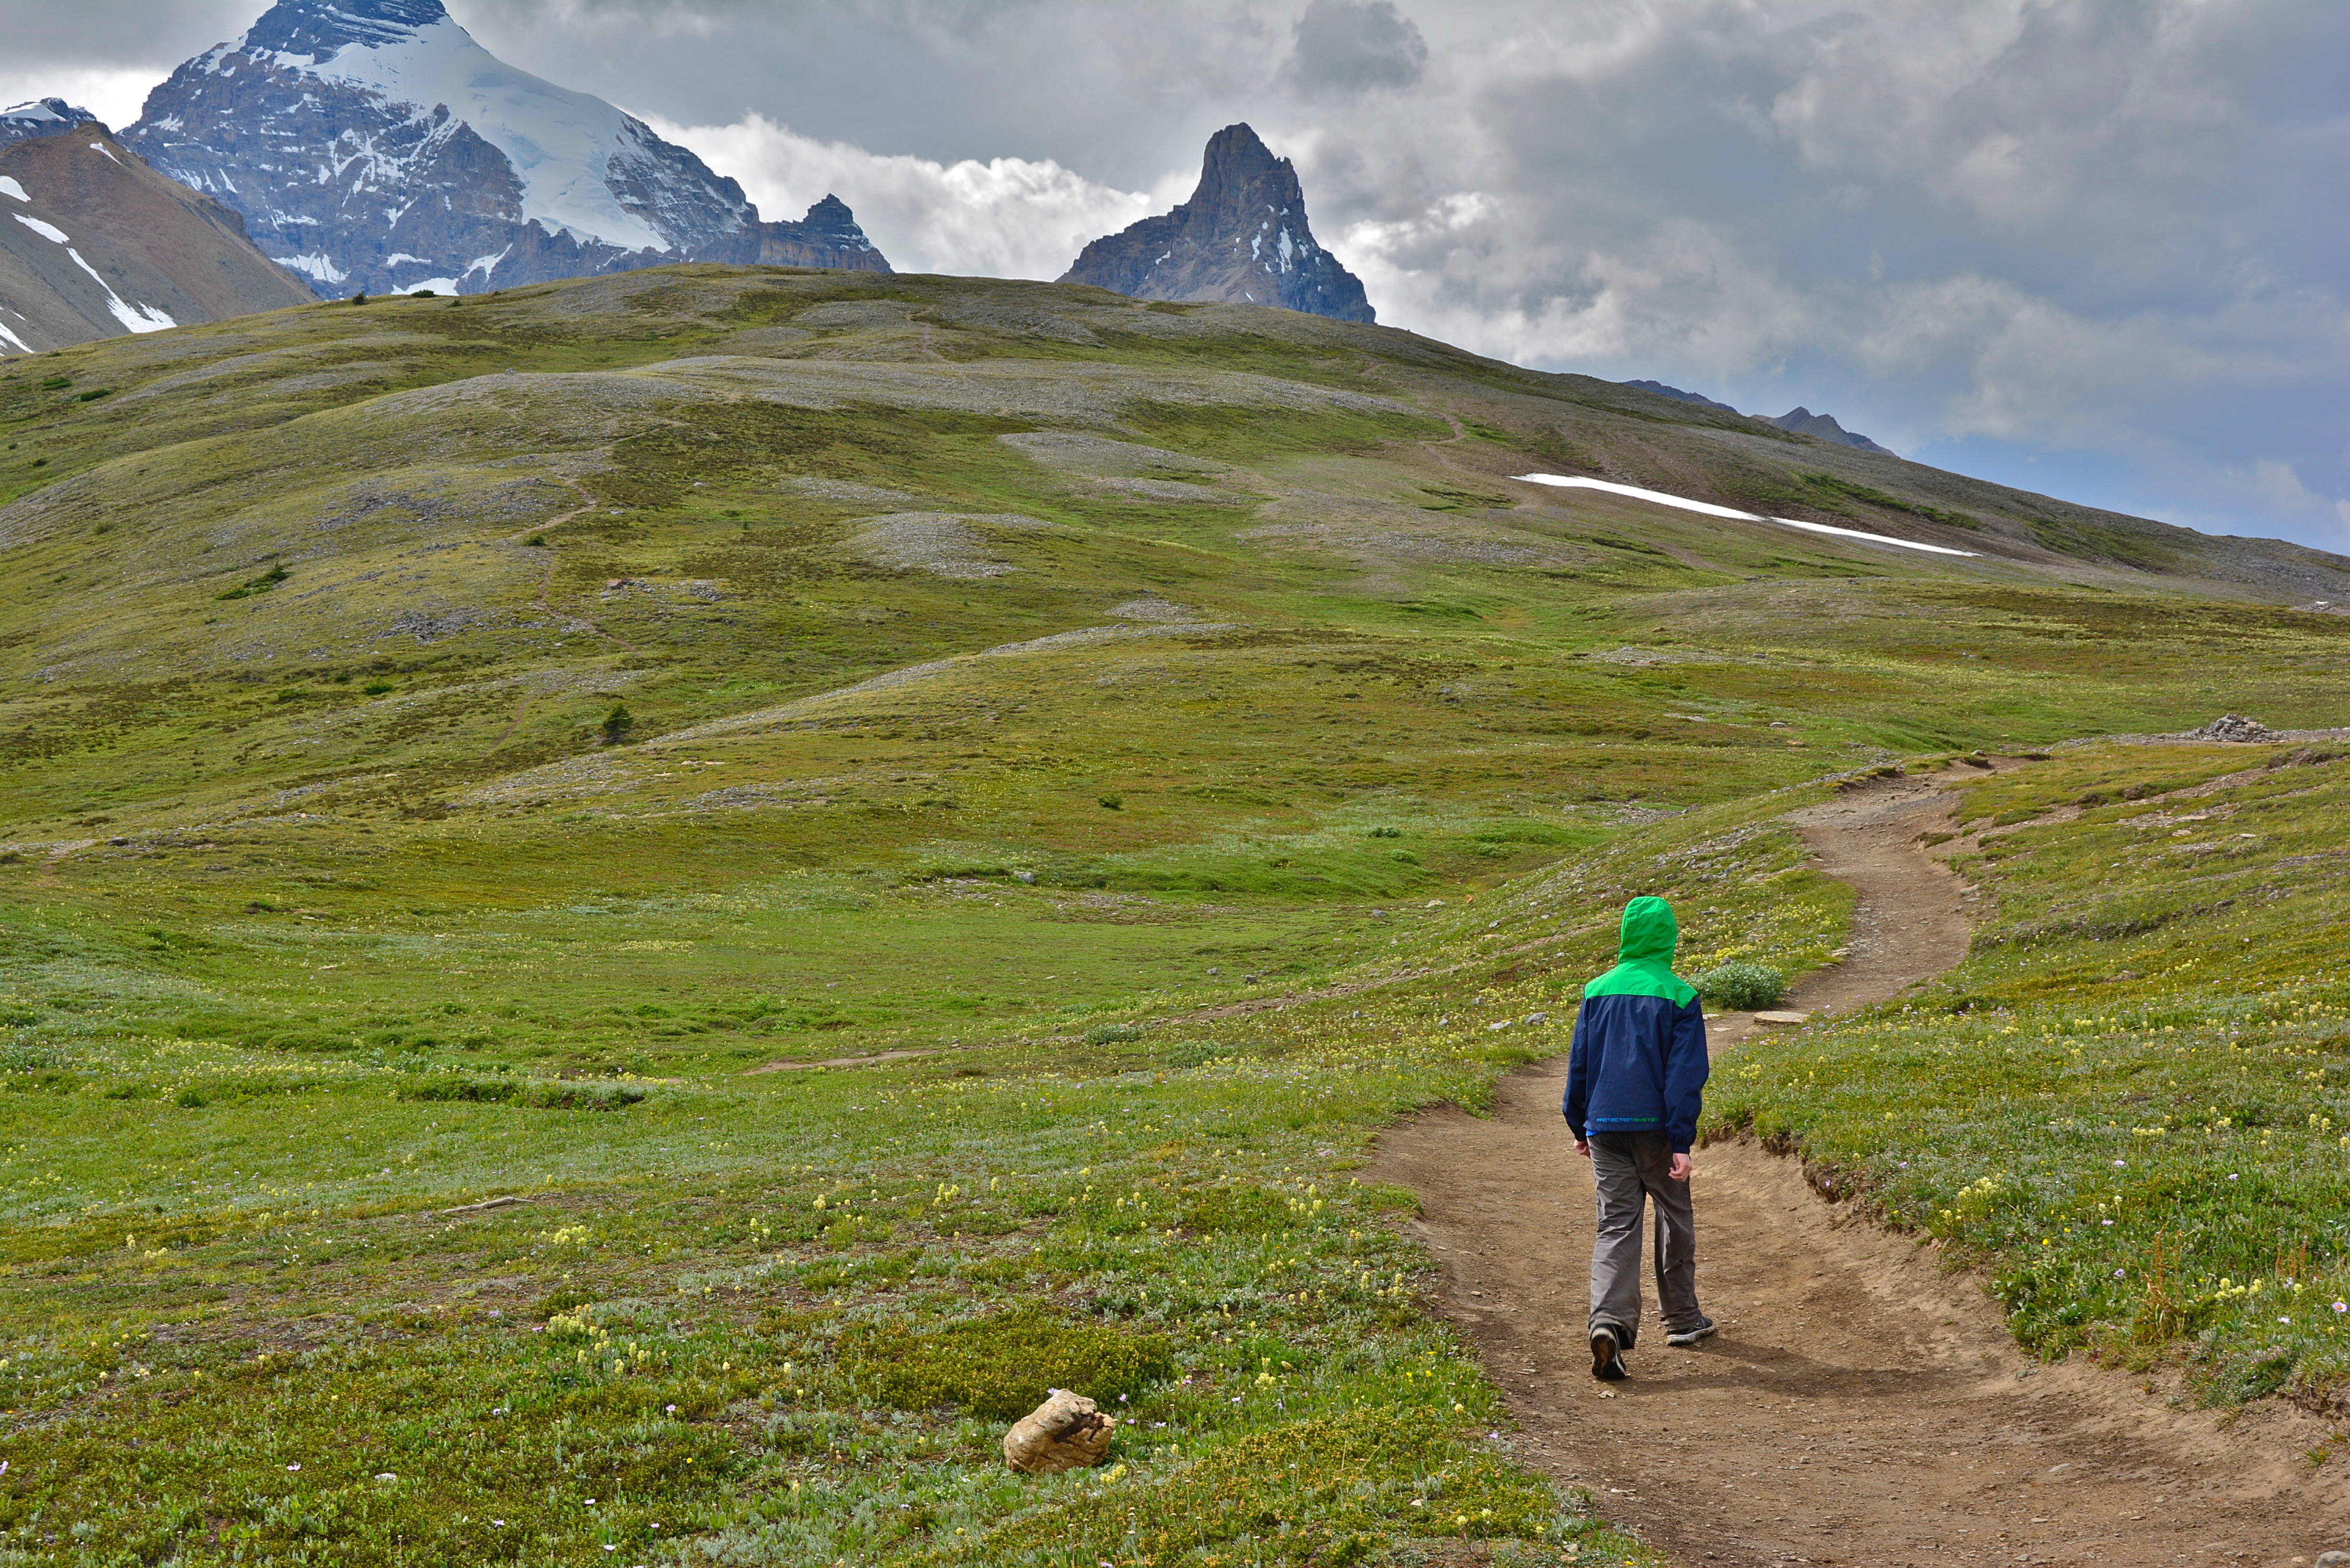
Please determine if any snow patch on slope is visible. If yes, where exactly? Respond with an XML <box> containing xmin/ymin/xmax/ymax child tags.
<box><xmin>1512</xmin><ymin>474</ymin><xmax>1977</xmax><ymax>558</ymax></box>
<box><xmin>61</xmin><ymin>247</ymin><xmax>176</xmax><ymax>333</ymax></box>
<box><xmin>0</xmin><ymin>177</ymin><xmax>28</xmax><ymax>203</ymax></box>
<box><xmin>13</xmin><ymin>214</ymin><xmax>68</xmax><ymax>244</ymax></box>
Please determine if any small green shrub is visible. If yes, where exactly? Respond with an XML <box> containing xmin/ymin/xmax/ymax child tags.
<box><xmin>839</xmin><ymin>1308</ymin><xmax>1174</xmax><ymax>1419</ymax></box>
<box><xmin>1158</xmin><ymin>1039</ymin><xmax>1231</xmax><ymax>1068</ymax></box>
<box><xmin>1097</xmin><ymin>793</ymin><xmax>1123</xmax><ymax>810</ymax></box>
<box><xmin>39</xmin><ymin>376</ymin><xmax>68</xmax><ymax>390</ymax></box>
<box><xmin>600</xmin><ymin>703</ymin><xmax>635</xmax><ymax>743</ymax></box>
<box><xmin>1083</xmin><ymin>1021</ymin><xmax>1144</xmax><ymax>1045</ymax></box>
<box><xmin>1694</xmin><ymin>960</ymin><xmax>1787</xmax><ymax>1010</ymax></box>
<box><xmin>0</xmin><ymin>1041</ymin><xmax>65</xmax><ymax>1071</ymax></box>
<box><xmin>394</xmin><ymin>1078</ymin><xmax>644</xmax><ymax>1110</ymax></box>
<box><xmin>75</xmin><ymin>389</ymin><xmax>111</xmax><ymax>402</ymax></box>
<box><xmin>216</xmin><ymin>562</ymin><xmax>290</xmax><ymax>601</ymax></box>
<box><xmin>362</xmin><ymin>680</ymin><xmax>395</xmax><ymax>695</ymax></box>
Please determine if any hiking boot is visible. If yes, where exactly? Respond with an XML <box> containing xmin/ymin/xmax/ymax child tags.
<box><xmin>1589</xmin><ymin>1325</ymin><xmax>1627</xmax><ymax>1380</ymax></box>
<box><xmin>1665</xmin><ymin>1316</ymin><xmax>1718</xmax><ymax>1348</ymax></box>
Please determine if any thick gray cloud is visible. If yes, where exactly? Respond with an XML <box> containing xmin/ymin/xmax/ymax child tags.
<box><xmin>2</xmin><ymin>0</ymin><xmax>2342</xmax><ymax>552</ymax></box>
<box><xmin>1283</xmin><ymin>1</ymin><xmax>1428</xmax><ymax>94</ymax></box>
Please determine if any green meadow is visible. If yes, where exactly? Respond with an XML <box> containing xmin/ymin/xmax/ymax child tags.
<box><xmin>0</xmin><ymin>267</ymin><xmax>2344</xmax><ymax>1563</ymax></box>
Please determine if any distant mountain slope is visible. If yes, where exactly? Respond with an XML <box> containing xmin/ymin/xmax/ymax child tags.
<box><xmin>1625</xmin><ymin>379</ymin><xmax>1739</xmax><ymax>414</ymax></box>
<box><xmin>0</xmin><ymin>125</ymin><xmax>316</xmax><ymax>355</ymax></box>
<box><xmin>1768</xmin><ymin>406</ymin><xmax>1891</xmax><ymax>454</ymax></box>
<box><xmin>1623</xmin><ymin>381</ymin><xmax>1893</xmax><ymax>453</ymax></box>
<box><xmin>1060</xmin><ymin>123</ymin><xmax>1373</xmax><ymax>321</ymax></box>
<box><xmin>123</xmin><ymin>0</ymin><xmax>888</xmax><ymax>297</ymax></box>
<box><xmin>0</xmin><ymin>99</ymin><xmax>103</xmax><ymax>147</ymax></box>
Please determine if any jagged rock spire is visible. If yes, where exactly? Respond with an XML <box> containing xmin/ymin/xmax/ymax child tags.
<box><xmin>1059</xmin><ymin>123</ymin><xmax>1373</xmax><ymax>322</ymax></box>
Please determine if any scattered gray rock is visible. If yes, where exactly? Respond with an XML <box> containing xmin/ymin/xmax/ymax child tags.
<box><xmin>850</xmin><ymin>512</ymin><xmax>1056</xmax><ymax>580</ymax></box>
<box><xmin>1109</xmin><ymin>597</ymin><xmax>1198</xmax><ymax>622</ymax></box>
<box><xmin>2192</xmin><ymin>714</ymin><xmax>2282</xmax><ymax>743</ymax></box>
<box><xmin>779</xmin><ymin>476</ymin><xmax>923</xmax><ymax>510</ymax></box>
<box><xmin>391</xmin><ymin>607</ymin><xmax>500</xmax><ymax>644</ymax></box>
<box><xmin>996</xmin><ymin>431</ymin><xmax>1229</xmax><ymax>478</ymax></box>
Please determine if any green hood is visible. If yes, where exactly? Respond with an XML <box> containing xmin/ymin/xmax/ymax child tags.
<box><xmin>1616</xmin><ymin>896</ymin><xmax>1679</xmax><ymax>964</ymax></box>
<box><xmin>1583</xmin><ymin>896</ymin><xmax>1697</xmax><ymax>1006</ymax></box>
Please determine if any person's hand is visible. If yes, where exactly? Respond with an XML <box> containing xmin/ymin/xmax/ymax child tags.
<box><xmin>1668</xmin><ymin>1152</ymin><xmax>1693</xmax><ymax>1182</ymax></box>
<box><xmin>1573</xmin><ymin>1139</ymin><xmax>1590</xmax><ymax>1159</ymax></box>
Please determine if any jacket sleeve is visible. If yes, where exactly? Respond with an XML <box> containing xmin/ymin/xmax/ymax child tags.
<box><xmin>1562</xmin><ymin>995</ymin><xmax>1591</xmax><ymax>1139</ymax></box>
<box><xmin>1662</xmin><ymin>997</ymin><xmax>1711</xmax><ymax>1153</ymax></box>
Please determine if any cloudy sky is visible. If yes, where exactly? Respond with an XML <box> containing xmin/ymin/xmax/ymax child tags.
<box><xmin>5</xmin><ymin>0</ymin><xmax>2343</xmax><ymax>552</ymax></box>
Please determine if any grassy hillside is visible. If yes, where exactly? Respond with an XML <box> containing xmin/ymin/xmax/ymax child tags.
<box><xmin>0</xmin><ymin>266</ymin><xmax>2345</xmax><ymax>1564</ymax></box>
<box><xmin>1708</xmin><ymin>740</ymin><xmax>2350</xmax><ymax>1412</ymax></box>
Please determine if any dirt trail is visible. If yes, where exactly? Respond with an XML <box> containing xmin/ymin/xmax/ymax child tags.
<box><xmin>1373</xmin><ymin>773</ymin><xmax>2347</xmax><ymax>1567</ymax></box>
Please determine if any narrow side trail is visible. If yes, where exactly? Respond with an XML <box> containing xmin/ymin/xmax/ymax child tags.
<box><xmin>1373</xmin><ymin>774</ymin><xmax>2345</xmax><ymax>1567</ymax></box>
<box><xmin>486</xmin><ymin>483</ymin><xmax>639</xmax><ymax>753</ymax></box>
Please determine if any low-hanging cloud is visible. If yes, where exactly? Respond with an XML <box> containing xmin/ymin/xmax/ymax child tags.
<box><xmin>646</xmin><ymin>113</ymin><xmax>1190</xmax><ymax>282</ymax></box>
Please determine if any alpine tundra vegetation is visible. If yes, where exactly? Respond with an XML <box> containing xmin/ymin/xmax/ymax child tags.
<box><xmin>0</xmin><ymin>264</ymin><xmax>2344</xmax><ymax>1563</ymax></box>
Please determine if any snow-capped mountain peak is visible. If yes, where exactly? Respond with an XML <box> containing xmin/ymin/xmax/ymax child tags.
<box><xmin>225</xmin><ymin>0</ymin><xmax>744</xmax><ymax>254</ymax></box>
<box><xmin>128</xmin><ymin>0</ymin><xmax>884</xmax><ymax>297</ymax></box>
<box><xmin>242</xmin><ymin>0</ymin><xmax>454</xmax><ymax>60</ymax></box>
<box><xmin>1</xmin><ymin>98</ymin><xmax>107</xmax><ymax>146</ymax></box>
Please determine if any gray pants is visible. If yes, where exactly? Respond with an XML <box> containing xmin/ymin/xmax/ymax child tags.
<box><xmin>1587</xmin><ymin>1132</ymin><xmax>1703</xmax><ymax>1347</ymax></box>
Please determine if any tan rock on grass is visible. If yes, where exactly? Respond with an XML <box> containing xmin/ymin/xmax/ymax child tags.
<box><xmin>1002</xmin><ymin>1388</ymin><xmax>1115</xmax><ymax>1474</ymax></box>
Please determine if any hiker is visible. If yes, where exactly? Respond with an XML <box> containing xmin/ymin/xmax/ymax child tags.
<box><xmin>1562</xmin><ymin>895</ymin><xmax>1714</xmax><ymax>1379</ymax></box>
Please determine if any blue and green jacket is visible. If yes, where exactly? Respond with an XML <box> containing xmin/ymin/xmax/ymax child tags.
<box><xmin>1562</xmin><ymin>897</ymin><xmax>1710</xmax><ymax>1152</ymax></box>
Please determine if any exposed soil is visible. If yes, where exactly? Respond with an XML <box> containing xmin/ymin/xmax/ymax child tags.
<box><xmin>1373</xmin><ymin>772</ymin><xmax>2348</xmax><ymax>1567</ymax></box>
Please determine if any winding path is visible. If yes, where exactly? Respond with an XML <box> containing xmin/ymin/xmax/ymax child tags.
<box><xmin>1373</xmin><ymin>773</ymin><xmax>2345</xmax><ymax>1566</ymax></box>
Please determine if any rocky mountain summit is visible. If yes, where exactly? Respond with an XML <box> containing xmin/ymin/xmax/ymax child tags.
<box><xmin>1626</xmin><ymin>380</ymin><xmax>1893</xmax><ymax>454</ymax></box>
<box><xmin>123</xmin><ymin>0</ymin><xmax>889</xmax><ymax>298</ymax></box>
<box><xmin>1059</xmin><ymin>123</ymin><xmax>1372</xmax><ymax>321</ymax></box>
<box><xmin>1767</xmin><ymin>406</ymin><xmax>1891</xmax><ymax>454</ymax></box>
<box><xmin>1</xmin><ymin>100</ymin><xmax>106</xmax><ymax>147</ymax></box>
<box><xmin>0</xmin><ymin>124</ymin><xmax>315</xmax><ymax>355</ymax></box>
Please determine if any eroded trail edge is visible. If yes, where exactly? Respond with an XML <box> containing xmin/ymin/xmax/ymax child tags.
<box><xmin>1372</xmin><ymin>774</ymin><xmax>2344</xmax><ymax>1567</ymax></box>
